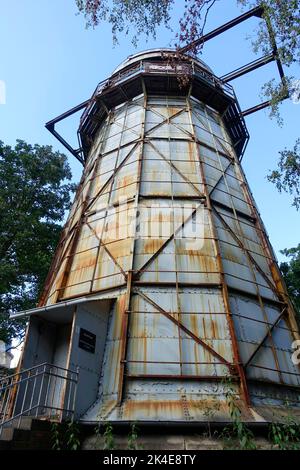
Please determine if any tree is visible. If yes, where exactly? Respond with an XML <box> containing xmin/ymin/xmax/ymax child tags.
<box><xmin>75</xmin><ymin>1</ymin><xmax>300</xmax><ymax>61</ymax></box>
<box><xmin>0</xmin><ymin>140</ymin><xmax>75</xmax><ymax>345</ymax></box>
<box><xmin>280</xmin><ymin>245</ymin><xmax>300</xmax><ymax>316</ymax></box>
<box><xmin>267</xmin><ymin>139</ymin><xmax>300</xmax><ymax>210</ymax></box>
<box><xmin>75</xmin><ymin>0</ymin><xmax>173</xmax><ymax>45</ymax></box>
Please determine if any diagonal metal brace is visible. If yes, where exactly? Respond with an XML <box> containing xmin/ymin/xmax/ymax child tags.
<box><xmin>212</xmin><ymin>206</ymin><xmax>280</xmax><ymax>299</ymax></box>
<box><xmin>46</xmin><ymin>100</ymin><xmax>90</xmax><ymax>165</ymax></box>
<box><xmin>137</xmin><ymin>291</ymin><xmax>233</xmax><ymax>369</ymax></box>
<box><xmin>134</xmin><ymin>202</ymin><xmax>205</xmax><ymax>279</ymax></box>
<box><xmin>244</xmin><ymin>306</ymin><xmax>287</xmax><ymax>368</ymax></box>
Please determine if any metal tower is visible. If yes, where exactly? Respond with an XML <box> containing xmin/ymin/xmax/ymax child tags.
<box><xmin>4</xmin><ymin>8</ymin><xmax>300</xmax><ymax>427</ymax></box>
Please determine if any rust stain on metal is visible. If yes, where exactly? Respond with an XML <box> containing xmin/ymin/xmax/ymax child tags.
<box><xmin>122</xmin><ymin>400</ymin><xmax>184</xmax><ymax>420</ymax></box>
<box><xmin>36</xmin><ymin>51</ymin><xmax>300</xmax><ymax>424</ymax></box>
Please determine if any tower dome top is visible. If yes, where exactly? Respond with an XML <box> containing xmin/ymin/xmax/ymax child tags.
<box><xmin>111</xmin><ymin>47</ymin><xmax>213</xmax><ymax>76</ymax></box>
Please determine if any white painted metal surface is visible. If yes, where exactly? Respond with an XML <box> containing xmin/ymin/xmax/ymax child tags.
<box><xmin>15</xmin><ymin>50</ymin><xmax>300</xmax><ymax>423</ymax></box>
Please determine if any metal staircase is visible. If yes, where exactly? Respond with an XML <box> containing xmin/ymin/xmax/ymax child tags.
<box><xmin>0</xmin><ymin>363</ymin><xmax>79</xmax><ymax>438</ymax></box>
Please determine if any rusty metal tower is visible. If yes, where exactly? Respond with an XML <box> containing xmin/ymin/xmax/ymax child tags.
<box><xmin>6</xmin><ymin>7</ymin><xmax>300</xmax><ymax>427</ymax></box>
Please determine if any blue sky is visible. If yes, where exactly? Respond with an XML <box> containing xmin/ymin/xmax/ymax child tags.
<box><xmin>1</xmin><ymin>0</ymin><xmax>299</xmax><ymax>262</ymax></box>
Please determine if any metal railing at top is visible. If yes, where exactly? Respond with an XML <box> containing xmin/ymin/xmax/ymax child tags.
<box><xmin>0</xmin><ymin>363</ymin><xmax>79</xmax><ymax>437</ymax></box>
<box><xmin>79</xmin><ymin>59</ymin><xmax>236</xmax><ymax>127</ymax></box>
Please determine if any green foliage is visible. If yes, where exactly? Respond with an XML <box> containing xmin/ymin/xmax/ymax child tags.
<box><xmin>66</xmin><ymin>420</ymin><xmax>81</xmax><ymax>450</ymax></box>
<box><xmin>51</xmin><ymin>421</ymin><xmax>81</xmax><ymax>450</ymax></box>
<box><xmin>94</xmin><ymin>421</ymin><xmax>140</xmax><ymax>449</ymax></box>
<box><xmin>260</xmin><ymin>78</ymin><xmax>290</xmax><ymax>127</ymax></box>
<box><xmin>75</xmin><ymin>1</ymin><xmax>227</xmax><ymax>48</ymax></box>
<box><xmin>238</xmin><ymin>0</ymin><xmax>300</xmax><ymax>67</ymax></box>
<box><xmin>127</xmin><ymin>423</ymin><xmax>139</xmax><ymax>450</ymax></box>
<box><xmin>203</xmin><ymin>401</ymin><xmax>220</xmax><ymax>439</ymax></box>
<box><xmin>75</xmin><ymin>0</ymin><xmax>173</xmax><ymax>46</ymax></box>
<box><xmin>221</xmin><ymin>381</ymin><xmax>300</xmax><ymax>450</ymax></box>
<box><xmin>103</xmin><ymin>421</ymin><xmax>115</xmax><ymax>450</ymax></box>
<box><xmin>280</xmin><ymin>244</ymin><xmax>300</xmax><ymax>316</ymax></box>
<box><xmin>176</xmin><ymin>0</ymin><xmax>220</xmax><ymax>51</ymax></box>
<box><xmin>0</xmin><ymin>140</ymin><xmax>75</xmax><ymax>344</ymax></box>
<box><xmin>268</xmin><ymin>140</ymin><xmax>300</xmax><ymax>210</ymax></box>
<box><xmin>75</xmin><ymin>0</ymin><xmax>300</xmax><ymax>64</ymax></box>
<box><xmin>237</xmin><ymin>0</ymin><xmax>300</xmax><ymax>128</ymax></box>
<box><xmin>269</xmin><ymin>415</ymin><xmax>300</xmax><ymax>450</ymax></box>
<box><xmin>221</xmin><ymin>376</ymin><xmax>256</xmax><ymax>450</ymax></box>
<box><xmin>237</xmin><ymin>2</ymin><xmax>300</xmax><ymax>208</ymax></box>
<box><xmin>51</xmin><ymin>422</ymin><xmax>62</xmax><ymax>450</ymax></box>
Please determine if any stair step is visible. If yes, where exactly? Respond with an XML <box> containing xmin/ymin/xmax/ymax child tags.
<box><xmin>1</xmin><ymin>416</ymin><xmax>33</xmax><ymax>430</ymax></box>
<box><xmin>31</xmin><ymin>419</ymin><xmax>52</xmax><ymax>431</ymax></box>
<box><xmin>11</xmin><ymin>440</ymin><xmax>51</xmax><ymax>450</ymax></box>
<box><xmin>0</xmin><ymin>427</ymin><xmax>14</xmax><ymax>441</ymax></box>
<box><xmin>0</xmin><ymin>440</ymin><xmax>10</xmax><ymax>450</ymax></box>
<box><xmin>9</xmin><ymin>416</ymin><xmax>33</xmax><ymax>430</ymax></box>
<box><xmin>0</xmin><ymin>417</ymin><xmax>54</xmax><ymax>448</ymax></box>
